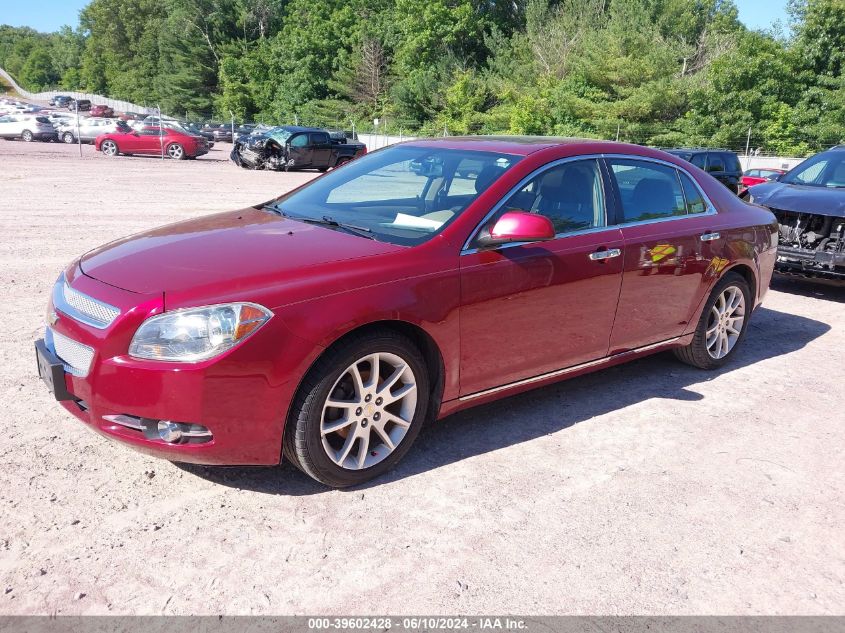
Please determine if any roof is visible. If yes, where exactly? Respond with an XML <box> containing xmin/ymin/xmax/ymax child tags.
<box><xmin>402</xmin><ymin>135</ymin><xmax>648</xmax><ymax>156</ymax></box>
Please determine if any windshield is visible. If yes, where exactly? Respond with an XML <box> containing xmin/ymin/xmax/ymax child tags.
<box><xmin>782</xmin><ymin>151</ymin><xmax>845</xmax><ymax>188</ymax></box>
<box><xmin>273</xmin><ymin>145</ymin><xmax>520</xmax><ymax>246</ymax></box>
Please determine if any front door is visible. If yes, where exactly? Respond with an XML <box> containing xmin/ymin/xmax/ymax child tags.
<box><xmin>605</xmin><ymin>157</ymin><xmax>723</xmax><ymax>352</ymax></box>
<box><xmin>459</xmin><ymin>158</ymin><xmax>624</xmax><ymax>396</ymax></box>
<box><xmin>287</xmin><ymin>133</ymin><xmax>312</xmax><ymax>167</ymax></box>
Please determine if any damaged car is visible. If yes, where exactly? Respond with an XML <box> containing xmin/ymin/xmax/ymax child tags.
<box><xmin>745</xmin><ymin>146</ymin><xmax>845</xmax><ymax>280</ymax></box>
<box><xmin>231</xmin><ymin>125</ymin><xmax>366</xmax><ymax>172</ymax></box>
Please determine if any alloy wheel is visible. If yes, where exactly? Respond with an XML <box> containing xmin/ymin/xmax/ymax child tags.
<box><xmin>320</xmin><ymin>352</ymin><xmax>417</xmax><ymax>470</ymax></box>
<box><xmin>167</xmin><ymin>143</ymin><xmax>184</xmax><ymax>159</ymax></box>
<box><xmin>101</xmin><ymin>140</ymin><xmax>117</xmax><ymax>156</ymax></box>
<box><xmin>21</xmin><ymin>130</ymin><xmax>33</xmax><ymax>142</ymax></box>
<box><xmin>706</xmin><ymin>285</ymin><xmax>745</xmax><ymax>359</ymax></box>
<box><xmin>63</xmin><ymin>132</ymin><xmax>74</xmax><ymax>144</ymax></box>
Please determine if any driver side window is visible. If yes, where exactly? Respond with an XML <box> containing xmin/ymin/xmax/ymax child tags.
<box><xmin>498</xmin><ymin>159</ymin><xmax>607</xmax><ymax>234</ymax></box>
<box><xmin>290</xmin><ymin>134</ymin><xmax>308</xmax><ymax>148</ymax></box>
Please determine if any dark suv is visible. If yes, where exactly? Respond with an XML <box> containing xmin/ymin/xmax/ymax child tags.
<box><xmin>49</xmin><ymin>95</ymin><xmax>73</xmax><ymax>107</ymax></box>
<box><xmin>664</xmin><ymin>149</ymin><xmax>743</xmax><ymax>194</ymax></box>
<box><xmin>69</xmin><ymin>99</ymin><xmax>92</xmax><ymax>112</ymax></box>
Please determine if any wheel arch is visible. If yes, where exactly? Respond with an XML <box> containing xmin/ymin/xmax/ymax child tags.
<box><xmin>290</xmin><ymin>319</ymin><xmax>446</xmax><ymax>430</ymax></box>
<box><xmin>722</xmin><ymin>262</ymin><xmax>758</xmax><ymax>306</ymax></box>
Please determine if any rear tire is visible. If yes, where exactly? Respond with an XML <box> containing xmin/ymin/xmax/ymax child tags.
<box><xmin>21</xmin><ymin>130</ymin><xmax>33</xmax><ymax>142</ymax></box>
<box><xmin>283</xmin><ymin>331</ymin><xmax>430</xmax><ymax>488</ymax></box>
<box><xmin>166</xmin><ymin>143</ymin><xmax>186</xmax><ymax>160</ymax></box>
<box><xmin>62</xmin><ymin>132</ymin><xmax>75</xmax><ymax>144</ymax></box>
<box><xmin>673</xmin><ymin>272</ymin><xmax>752</xmax><ymax>369</ymax></box>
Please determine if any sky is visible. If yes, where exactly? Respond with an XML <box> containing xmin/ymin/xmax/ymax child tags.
<box><xmin>1</xmin><ymin>0</ymin><xmax>791</xmax><ymax>34</ymax></box>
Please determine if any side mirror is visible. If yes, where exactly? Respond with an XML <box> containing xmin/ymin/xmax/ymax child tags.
<box><xmin>476</xmin><ymin>211</ymin><xmax>555</xmax><ymax>248</ymax></box>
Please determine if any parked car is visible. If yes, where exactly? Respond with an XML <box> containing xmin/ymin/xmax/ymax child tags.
<box><xmin>69</xmin><ymin>99</ymin><xmax>91</xmax><ymax>112</ymax></box>
<box><xmin>36</xmin><ymin>137</ymin><xmax>777</xmax><ymax>487</ymax></box>
<box><xmin>211</xmin><ymin>125</ymin><xmax>233</xmax><ymax>142</ymax></box>
<box><xmin>234</xmin><ymin>123</ymin><xmax>256</xmax><ymax>137</ymax></box>
<box><xmin>231</xmin><ymin>125</ymin><xmax>367</xmax><ymax>171</ymax></box>
<box><xmin>89</xmin><ymin>104</ymin><xmax>115</xmax><ymax>118</ymax></box>
<box><xmin>744</xmin><ymin>146</ymin><xmax>845</xmax><ymax>280</ymax></box>
<box><xmin>181</xmin><ymin>123</ymin><xmax>215</xmax><ymax>148</ymax></box>
<box><xmin>740</xmin><ymin>168</ymin><xmax>785</xmax><ymax>192</ymax></box>
<box><xmin>0</xmin><ymin>115</ymin><xmax>58</xmax><ymax>141</ymax></box>
<box><xmin>49</xmin><ymin>95</ymin><xmax>73</xmax><ymax>107</ymax></box>
<box><xmin>664</xmin><ymin>148</ymin><xmax>743</xmax><ymax>194</ymax></box>
<box><xmin>58</xmin><ymin>118</ymin><xmax>118</xmax><ymax>144</ymax></box>
<box><xmin>94</xmin><ymin>125</ymin><xmax>209</xmax><ymax>159</ymax></box>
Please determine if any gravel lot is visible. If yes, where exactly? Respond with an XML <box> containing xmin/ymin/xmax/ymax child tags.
<box><xmin>0</xmin><ymin>139</ymin><xmax>843</xmax><ymax>616</ymax></box>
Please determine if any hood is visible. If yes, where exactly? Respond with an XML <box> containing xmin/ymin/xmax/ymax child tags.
<box><xmin>750</xmin><ymin>181</ymin><xmax>845</xmax><ymax>217</ymax></box>
<box><xmin>80</xmin><ymin>208</ymin><xmax>403</xmax><ymax>295</ymax></box>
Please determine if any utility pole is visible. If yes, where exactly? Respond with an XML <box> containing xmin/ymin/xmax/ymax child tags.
<box><xmin>75</xmin><ymin>104</ymin><xmax>81</xmax><ymax>158</ymax></box>
<box><xmin>616</xmin><ymin>122</ymin><xmax>621</xmax><ymax>142</ymax></box>
<box><xmin>745</xmin><ymin>126</ymin><xmax>752</xmax><ymax>170</ymax></box>
<box><xmin>230</xmin><ymin>110</ymin><xmax>235</xmax><ymax>143</ymax></box>
<box><xmin>158</xmin><ymin>105</ymin><xmax>164</xmax><ymax>160</ymax></box>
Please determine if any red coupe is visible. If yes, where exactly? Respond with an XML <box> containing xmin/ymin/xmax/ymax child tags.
<box><xmin>36</xmin><ymin>138</ymin><xmax>778</xmax><ymax>487</ymax></box>
<box><xmin>94</xmin><ymin>125</ymin><xmax>209</xmax><ymax>159</ymax></box>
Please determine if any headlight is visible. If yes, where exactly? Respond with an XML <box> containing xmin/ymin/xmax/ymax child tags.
<box><xmin>129</xmin><ymin>302</ymin><xmax>272</xmax><ymax>362</ymax></box>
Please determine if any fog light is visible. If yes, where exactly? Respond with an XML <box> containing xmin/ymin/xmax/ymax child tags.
<box><xmin>157</xmin><ymin>420</ymin><xmax>183</xmax><ymax>443</ymax></box>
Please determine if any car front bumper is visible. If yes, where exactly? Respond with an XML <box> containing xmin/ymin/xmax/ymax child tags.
<box><xmin>38</xmin><ymin>267</ymin><xmax>321</xmax><ymax>466</ymax></box>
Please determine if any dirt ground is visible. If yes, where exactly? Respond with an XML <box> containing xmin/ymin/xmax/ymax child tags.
<box><xmin>0</xmin><ymin>139</ymin><xmax>843</xmax><ymax>616</ymax></box>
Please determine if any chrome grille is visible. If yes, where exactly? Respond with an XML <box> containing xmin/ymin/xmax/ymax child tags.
<box><xmin>53</xmin><ymin>275</ymin><xmax>120</xmax><ymax>329</ymax></box>
<box><xmin>49</xmin><ymin>328</ymin><xmax>94</xmax><ymax>377</ymax></box>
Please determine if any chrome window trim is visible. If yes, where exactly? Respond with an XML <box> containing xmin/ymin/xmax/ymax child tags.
<box><xmin>603</xmin><ymin>153</ymin><xmax>718</xmax><ymax>226</ymax></box>
<box><xmin>52</xmin><ymin>274</ymin><xmax>121</xmax><ymax>329</ymax></box>
<box><xmin>460</xmin><ymin>152</ymin><xmax>718</xmax><ymax>255</ymax></box>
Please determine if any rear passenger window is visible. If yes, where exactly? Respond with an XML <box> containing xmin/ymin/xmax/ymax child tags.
<box><xmin>679</xmin><ymin>172</ymin><xmax>707</xmax><ymax>214</ymax></box>
<box><xmin>690</xmin><ymin>154</ymin><xmax>706</xmax><ymax>169</ymax></box>
<box><xmin>609</xmin><ymin>159</ymin><xmax>686</xmax><ymax>223</ymax></box>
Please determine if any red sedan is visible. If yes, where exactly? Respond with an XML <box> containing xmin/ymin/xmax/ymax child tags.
<box><xmin>89</xmin><ymin>104</ymin><xmax>115</xmax><ymax>118</ymax></box>
<box><xmin>36</xmin><ymin>138</ymin><xmax>777</xmax><ymax>487</ymax></box>
<box><xmin>740</xmin><ymin>168</ymin><xmax>785</xmax><ymax>193</ymax></box>
<box><xmin>94</xmin><ymin>125</ymin><xmax>208</xmax><ymax>159</ymax></box>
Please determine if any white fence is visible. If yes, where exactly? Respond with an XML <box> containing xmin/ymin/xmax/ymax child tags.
<box><xmin>0</xmin><ymin>67</ymin><xmax>155</xmax><ymax>115</ymax></box>
<box><xmin>741</xmin><ymin>154</ymin><xmax>805</xmax><ymax>171</ymax></box>
<box><xmin>357</xmin><ymin>132</ymin><xmax>417</xmax><ymax>152</ymax></box>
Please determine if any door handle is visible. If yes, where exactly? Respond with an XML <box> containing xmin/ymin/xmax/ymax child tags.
<box><xmin>588</xmin><ymin>248</ymin><xmax>622</xmax><ymax>261</ymax></box>
<box><xmin>700</xmin><ymin>232</ymin><xmax>721</xmax><ymax>242</ymax></box>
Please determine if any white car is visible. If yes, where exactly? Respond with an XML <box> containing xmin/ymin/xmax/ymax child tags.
<box><xmin>57</xmin><ymin>117</ymin><xmax>118</xmax><ymax>143</ymax></box>
<box><xmin>0</xmin><ymin>115</ymin><xmax>58</xmax><ymax>141</ymax></box>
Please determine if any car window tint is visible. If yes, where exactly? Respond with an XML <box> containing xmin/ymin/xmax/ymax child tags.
<box><xmin>499</xmin><ymin>159</ymin><xmax>606</xmax><ymax>234</ymax></box>
<box><xmin>310</xmin><ymin>132</ymin><xmax>329</xmax><ymax>144</ymax></box>
<box><xmin>724</xmin><ymin>153</ymin><xmax>741</xmax><ymax>172</ymax></box>
<box><xmin>609</xmin><ymin>159</ymin><xmax>687</xmax><ymax>222</ymax></box>
<box><xmin>290</xmin><ymin>134</ymin><xmax>308</xmax><ymax>147</ymax></box>
<box><xmin>707</xmin><ymin>155</ymin><xmax>725</xmax><ymax>172</ymax></box>
<box><xmin>690</xmin><ymin>154</ymin><xmax>706</xmax><ymax>169</ymax></box>
<box><xmin>679</xmin><ymin>172</ymin><xmax>707</xmax><ymax>214</ymax></box>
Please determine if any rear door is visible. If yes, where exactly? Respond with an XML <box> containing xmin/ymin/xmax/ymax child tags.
<box><xmin>605</xmin><ymin>157</ymin><xmax>723</xmax><ymax>353</ymax></box>
<box><xmin>310</xmin><ymin>132</ymin><xmax>332</xmax><ymax>167</ymax></box>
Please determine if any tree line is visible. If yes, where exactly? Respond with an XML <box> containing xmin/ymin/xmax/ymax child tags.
<box><xmin>1</xmin><ymin>0</ymin><xmax>843</xmax><ymax>155</ymax></box>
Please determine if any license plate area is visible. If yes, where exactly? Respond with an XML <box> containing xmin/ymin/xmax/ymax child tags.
<box><xmin>35</xmin><ymin>339</ymin><xmax>74</xmax><ymax>401</ymax></box>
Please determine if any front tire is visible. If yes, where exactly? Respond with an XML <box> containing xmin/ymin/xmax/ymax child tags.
<box><xmin>284</xmin><ymin>331</ymin><xmax>430</xmax><ymax>488</ymax></box>
<box><xmin>100</xmin><ymin>140</ymin><xmax>119</xmax><ymax>156</ymax></box>
<box><xmin>674</xmin><ymin>272</ymin><xmax>751</xmax><ymax>369</ymax></box>
<box><xmin>62</xmin><ymin>132</ymin><xmax>75</xmax><ymax>144</ymax></box>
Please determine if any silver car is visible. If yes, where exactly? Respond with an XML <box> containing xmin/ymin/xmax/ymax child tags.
<box><xmin>0</xmin><ymin>115</ymin><xmax>58</xmax><ymax>141</ymax></box>
<box><xmin>57</xmin><ymin>117</ymin><xmax>118</xmax><ymax>144</ymax></box>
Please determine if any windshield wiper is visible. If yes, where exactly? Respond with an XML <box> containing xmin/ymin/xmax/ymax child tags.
<box><xmin>296</xmin><ymin>215</ymin><xmax>376</xmax><ymax>240</ymax></box>
<box><xmin>262</xmin><ymin>207</ymin><xmax>376</xmax><ymax>239</ymax></box>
